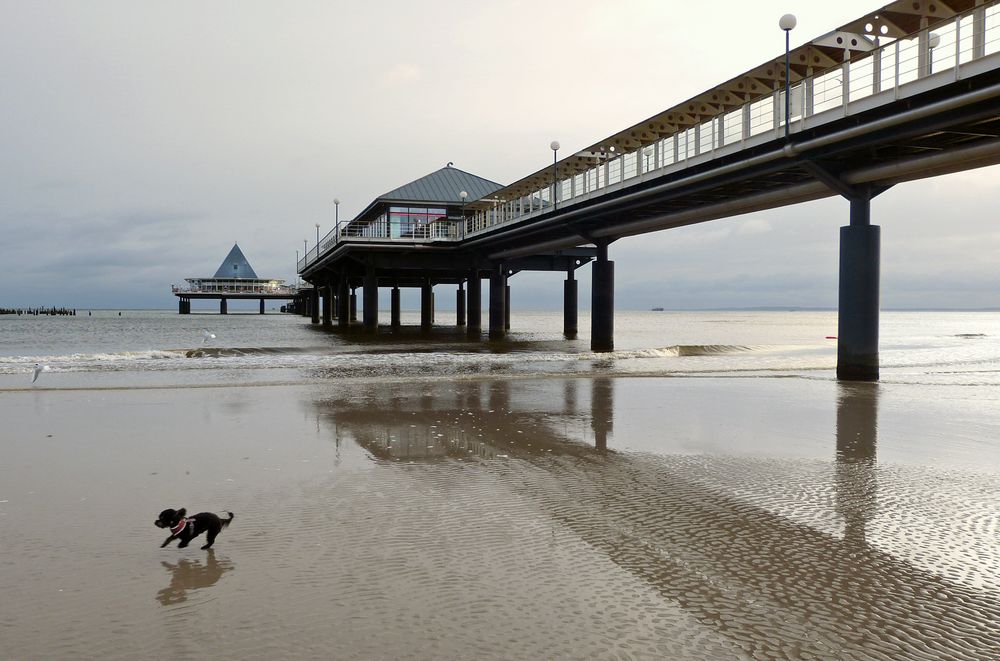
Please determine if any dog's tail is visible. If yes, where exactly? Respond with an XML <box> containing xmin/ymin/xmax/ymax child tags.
<box><xmin>222</xmin><ymin>511</ymin><xmax>234</xmax><ymax>528</ymax></box>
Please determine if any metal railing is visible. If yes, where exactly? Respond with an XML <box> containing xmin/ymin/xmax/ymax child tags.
<box><xmin>299</xmin><ymin>1</ymin><xmax>1000</xmax><ymax>273</ymax></box>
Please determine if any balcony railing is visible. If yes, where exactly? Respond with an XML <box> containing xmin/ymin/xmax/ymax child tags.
<box><xmin>299</xmin><ymin>1</ymin><xmax>1000</xmax><ymax>274</ymax></box>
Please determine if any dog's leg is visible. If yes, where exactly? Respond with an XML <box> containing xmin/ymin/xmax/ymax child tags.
<box><xmin>161</xmin><ymin>535</ymin><xmax>177</xmax><ymax>548</ymax></box>
<box><xmin>201</xmin><ymin>530</ymin><xmax>218</xmax><ymax>550</ymax></box>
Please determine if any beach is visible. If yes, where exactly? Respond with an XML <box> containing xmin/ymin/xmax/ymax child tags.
<box><xmin>2</xmin><ymin>310</ymin><xmax>1000</xmax><ymax>659</ymax></box>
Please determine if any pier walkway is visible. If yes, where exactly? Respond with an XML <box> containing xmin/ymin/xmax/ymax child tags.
<box><xmin>300</xmin><ymin>0</ymin><xmax>1000</xmax><ymax>380</ymax></box>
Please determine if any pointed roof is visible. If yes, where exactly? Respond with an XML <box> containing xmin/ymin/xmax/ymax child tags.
<box><xmin>213</xmin><ymin>243</ymin><xmax>259</xmax><ymax>279</ymax></box>
<box><xmin>376</xmin><ymin>166</ymin><xmax>503</xmax><ymax>204</ymax></box>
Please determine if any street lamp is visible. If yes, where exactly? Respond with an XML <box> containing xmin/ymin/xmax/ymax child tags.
<box><xmin>550</xmin><ymin>140</ymin><xmax>560</xmax><ymax>210</ymax></box>
<box><xmin>315</xmin><ymin>222</ymin><xmax>321</xmax><ymax>250</ymax></box>
<box><xmin>304</xmin><ymin>239</ymin><xmax>308</xmax><ymax>259</ymax></box>
<box><xmin>334</xmin><ymin>198</ymin><xmax>340</xmax><ymax>236</ymax></box>
<box><xmin>295</xmin><ymin>249</ymin><xmax>299</xmax><ymax>287</ymax></box>
<box><xmin>779</xmin><ymin>13</ymin><xmax>797</xmax><ymax>139</ymax></box>
<box><xmin>459</xmin><ymin>190</ymin><xmax>468</xmax><ymax>236</ymax></box>
<box><xmin>928</xmin><ymin>32</ymin><xmax>940</xmax><ymax>74</ymax></box>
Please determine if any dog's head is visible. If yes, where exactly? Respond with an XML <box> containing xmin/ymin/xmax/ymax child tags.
<box><xmin>154</xmin><ymin>508</ymin><xmax>187</xmax><ymax>529</ymax></box>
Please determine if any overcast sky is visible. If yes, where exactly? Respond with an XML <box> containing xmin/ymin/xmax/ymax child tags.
<box><xmin>2</xmin><ymin>0</ymin><xmax>998</xmax><ymax>311</ymax></box>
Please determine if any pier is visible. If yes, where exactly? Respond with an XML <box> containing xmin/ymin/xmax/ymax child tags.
<box><xmin>299</xmin><ymin>0</ymin><xmax>1000</xmax><ymax>380</ymax></box>
<box><xmin>174</xmin><ymin>243</ymin><xmax>304</xmax><ymax>314</ymax></box>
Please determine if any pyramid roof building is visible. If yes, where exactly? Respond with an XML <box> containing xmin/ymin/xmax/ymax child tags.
<box><xmin>213</xmin><ymin>243</ymin><xmax>259</xmax><ymax>279</ymax></box>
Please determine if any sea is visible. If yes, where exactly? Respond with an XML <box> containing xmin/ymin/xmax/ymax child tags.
<box><xmin>3</xmin><ymin>308</ymin><xmax>1000</xmax><ymax>389</ymax></box>
<box><xmin>2</xmin><ymin>308</ymin><xmax>1000</xmax><ymax>659</ymax></box>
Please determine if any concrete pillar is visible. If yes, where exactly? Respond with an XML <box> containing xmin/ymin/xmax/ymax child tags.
<box><xmin>220</xmin><ymin>297</ymin><xmax>228</xmax><ymax>315</ymax></box>
<box><xmin>391</xmin><ymin>286</ymin><xmax>401</xmax><ymax>328</ymax></box>
<box><xmin>421</xmin><ymin>280</ymin><xmax>433</xmax><ymax>330</ymax></box>
<box><xmin>489</xmin><ymin>267</ymin><xmax>506</xmax><ymax>339</ymax></box>
<box><xmin>349</xmin><ymin>287</ymin><xmax>357</xmax><ymax>322</ymax></box>
<box><xmin>837</xmin><ymin>199</ymin><xmax>880</xmax><ymax>381</ymax></box>
<box><xmin>260</xmin><ymin>298</ymin><xmax>265</xmax><ymax>315</ymax></box>
<box><xmin>363</xmin><ymin>268</ymin><xmax>378</xmax><ymax>332</ymax></box>
<box><xmin>178</xmin><ymin>299</ymin><xmax>186</xmax><ymax>314</ymax></box>
<box><xmin>591</xmin><ymin>244</ymin><xmax>614</xmax><ymax>352</ymax></box>
<box><xmin>337</xmin><ymin>276</ymin><xmax>350</xmax><ymax>328</ymax></box>
<box><xmin>456</xmin><ymin>282</ymin><xmax>466</xmax><ymax>326</ymax></box>
<box><xmin>322</xmin><ymin>285</ymin><xmax>333</xmax><ymax>326</ymax></box>
<box><xmin>467</xmin><ymin>270</ymin><xmax>481</xmax><ymax>336</ymax></box>
<box><xmin>564</xmin><ymin>270</ymin><xmax>578</xmax><ymax>337</ymax></box>
<box><xmin>504</xmin><ymin>284</ymin><xmax>511</xmax><ymax>330</ymax></box>
<box><xmin>310</xmin><ymin>290</ymin><xmax>319</xmax><ymax>324</ymax></box>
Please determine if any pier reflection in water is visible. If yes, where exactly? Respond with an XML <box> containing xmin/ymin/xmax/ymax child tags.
<box><xmin>312</xmin><ymin>377</ymin><xmax>1000</xmax><ymax>658</ymax></box>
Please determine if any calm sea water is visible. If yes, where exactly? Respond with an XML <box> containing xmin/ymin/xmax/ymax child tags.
<box><xmin>2</xmin><ymin>308</ymin><xmax>999</xmax><ymax>389</ymax></box>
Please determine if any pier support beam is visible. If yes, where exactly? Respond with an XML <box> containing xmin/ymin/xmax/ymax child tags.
<box><xmin>489</xmin><ymin>266</ymin><xmax>506</xmax><ymax>339</ymax></box>
<box><xmin>391</xmin><ymin>286</ymin><xmax>401</xmax><ymax>329</ymax></box>
<box><xmin>838</xmin><ymin>198</ymin><xmax>880</xmax><ymax>381</ymax></box>
<box><xmin>591</xmin><ymin>242</ymin><xmax>614</xmax><ymax>352</ymax></box>
<box><xmin>467</xmin><ymin>270</ymin><xmax>481</xmax><ymax>336</ymax></box>
<box><xmin>564</xmin><ymin>270</ymin><xmax>578</xmax><ymax>337</ymax></box>
<box><xmin>337</xmin><ymin>276</ymin><xmax>350</xmax><ymax>328</ymax></box>
<box><xmin>505</xmin><ymin>284</ymin><xmax>511</xmax><ymax>330</ymax></box>
<box><xmin>322</xmin><ymin>285</ymin><xmax>333</xmax><ymax>326</ymax></box>
<box><xmin>421</xmin><ymin>280</ymin><xmax>433</xmax><ymax>330</ymax></box>
<box><xmin>363</xmin><ymin>269</ymin><xmax>378</xmax><ymax>332</ymax></box>
<box><xmin>349</xmin><ymin>287</ymin><xmax>357</xmax><ymax>322</ymax></box>
<box><xmin>221</xmin><ymin>297</ymin><xmax>228</xmax><ymax>315</ymax></box>
<box><xmin>260</xmin><ymin>299</ymin><xmax>265</xmax><ymax>315</ymax></box>
<box><xmin>310</xmin><ymin>290</ymin><xmax>319</xmax><ymax>324</ymax></box>
<box><xmin>456</xmin><ymin>282</ymin><xmax>466</xmax><ymax>326</ymax></box>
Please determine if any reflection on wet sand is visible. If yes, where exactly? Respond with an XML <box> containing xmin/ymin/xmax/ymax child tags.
<box><xmin>157</xmin><ymin>550</ymin><xmax>234</xmax><ymax>606</ymax></box>
<box><xmin>315</xmin><ymin>376</ymin><xmax>1000</xmax><ymax>658</ymax></box>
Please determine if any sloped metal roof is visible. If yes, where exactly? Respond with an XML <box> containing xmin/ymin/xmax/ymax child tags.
<box><xmin>213</xmin><ymin>243</ymin><xmax>259</xmax><ymax>279</ymax></box>
<box><xmin>377</xmin><ymin>165</ymin><xmax>503</xmax><ymax>204</ymax></box>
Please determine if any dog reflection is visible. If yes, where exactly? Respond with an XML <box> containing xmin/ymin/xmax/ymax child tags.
<box><xmin>156</xmin><ymin>549</ymin><xmax>234</xmax><ymax>605</ymax></box>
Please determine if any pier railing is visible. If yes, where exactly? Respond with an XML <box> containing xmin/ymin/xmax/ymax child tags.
<box><xmin>300</xmin><ymin>1</ymin><xmax>1000</xmax><ymax>273</ymax></box>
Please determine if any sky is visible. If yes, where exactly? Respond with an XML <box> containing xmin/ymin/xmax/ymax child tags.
<box><xmin>2</xmin><ymin>0</ymin><xmax>998</xmax><ymax>311</ymax></box>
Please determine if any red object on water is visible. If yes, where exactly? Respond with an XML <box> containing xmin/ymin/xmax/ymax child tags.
<box><xmin>825</xmin><ymin>336</ymin><xmax>837</xmax><ymax>339</ymax></box>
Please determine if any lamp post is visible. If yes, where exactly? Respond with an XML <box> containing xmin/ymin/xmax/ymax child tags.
<box><xmin>459</xmin><ymin>190</ymin><xmax>468</xmax><ymax>237</ymax></box>
<box><xmin>779</xmin><ymin>13</ymin><xmax>797</xmax><ymax>139</ymax></box>
<box><xmin>928</xmin><ymin>32</ymin><xmax>940</xmax><ymax>74</ymax></box>
<box><xmin>295</xmin><ymin>249</ymin><xmax>299</xmax><ymax>287</ymax></box>
<box><xmin>304</xmin><ymin>239</ymin><xmax>308</xmax><ymax>260</ymax></box>
<box><xmin>315</xmin><ymin>222</ymin><xmax>321</xmax><ymax>250</ymax></box>
<box><xmin>334</xmin><ymin>198</ymin><xmax>340</xmax><ymax>236</ymax></box>
<box><xmin>550</xmin><ymin>140</ymin><xmax>560</xmax><ymax>210</ymax></box>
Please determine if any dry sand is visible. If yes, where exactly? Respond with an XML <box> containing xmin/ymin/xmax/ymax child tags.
<box><xmin>2</xmin><ymin>376</ymin><xmax>999</xmax><ymax>659</ymax></box>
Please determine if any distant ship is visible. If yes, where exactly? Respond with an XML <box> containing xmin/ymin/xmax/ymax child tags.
<box><xmin>651</xmin><ymin>307</ymin><xmax>664</xmax><ymax>311</ymax></box>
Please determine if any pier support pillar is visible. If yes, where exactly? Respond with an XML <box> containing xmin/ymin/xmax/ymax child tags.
<box><xmin>504</xmin><ymin>284</ymin><xmax>511</xmax><ymax>330</ymax></box>
<box><xmin>591</xmin><ymin>243</ymin><xmax>614</xmax><ymax>352</ymax></box>
<box><xmin>322</xmin><ymin>285</ymin><xmax>333</xmax><ymax>326</ymax></box>
<box><xmin>564</xmin><ymin>270</ymin><xmax>578</xmax><ymax>337</ymax></box>
<box><xmin>337</xmin><ymin>276</ymin><xmax>350</xmax><ymax>328</ymax></box>
<box><xmin>421</xmin><ymin>280</ymin><xmax>433</xmax><ymax>330</ymax></box>
<box><xmin>837</xmin><ymin>199</ymin><xmax>880</xmax><ymax>381</ymax></box>
<box><xmin>456</xmin><ymin>282</ymin><xmax>466</xmax><ymax>326</ymax></box>
<box><xmin>489</xmin><ymin>266</ymin><xmax>506</xmax><ymax>339</ymax></box>
<box><xmin>363</xmin><ymin>269</ymin><xmax>378</xmax><ymax>333</ymax></box>
<box><xmin>391</xmin><ymin>286</ymin><xmax>401</xmax><ymax>328</ymax></box>
<box><xmin>310</xmin><ymin>290</ymin><xmax>319</xmax><ymax>324</ymax></box>
<box><xmin>349</xmin><ymin>288</ymin><xmax>357</xmax><ymax>322</ymax></box>
<box><xmin>467</xmin><ymin>270</ymin><xmax>481</xmax><ymax>336</ymax></box>
<box><xmin>220</xmin><ymin>297</ymin><xmax>228</xmax><ymax>315</ymax></box>
<box><xmin>260</xmin><ymin>298</ymin><xmax>265</xmax><ymax>315</ymax></box>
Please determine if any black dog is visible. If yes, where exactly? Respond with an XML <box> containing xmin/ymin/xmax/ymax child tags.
<box><xmin>155</xmin><ymin>508</ymin><xmax>234</xmax><ymax>550</ymax></box>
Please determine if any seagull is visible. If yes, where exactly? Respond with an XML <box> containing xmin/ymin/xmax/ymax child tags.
<box><xmin>32</xmin><ymin>363</ymin><xmax>50</xmax><ymax>384</ymax></box>
<box><xmin>202</xmin><ymin>330</ymin><xmax>216</xmax><ymax>344</ymax></box>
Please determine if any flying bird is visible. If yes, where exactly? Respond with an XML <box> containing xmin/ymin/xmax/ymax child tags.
<box><xmin>202</xmin><ymin>330</ymin><xmax>216</xmax><ymax>344</ymax></box>
<box><xmin>32</xmin><ymin>363</ymin><xmax>50</xmax><ymax>384</ymax></box>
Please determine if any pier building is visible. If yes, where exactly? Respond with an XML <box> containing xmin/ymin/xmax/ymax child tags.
<box><xmin>300</xmin><ymin>0</ymin><xmax>1000</xmax><ymax>380</ymax></box>
<box><xmin>174</xmin><ymin>243</ymin><xmax>300</xmax><ymax>314</ymax></box>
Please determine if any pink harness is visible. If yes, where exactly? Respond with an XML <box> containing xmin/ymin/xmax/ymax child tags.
<box><xmin>170</xmin><ymin>518</ymin><xmax>194</xmax><ymax>535</ymax></box>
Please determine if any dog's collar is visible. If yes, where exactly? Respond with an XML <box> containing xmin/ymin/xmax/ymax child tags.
<box><xmin>170</xmin><ymin>518</ymin><xmax>192</xmax><ymax>535</ymax></box>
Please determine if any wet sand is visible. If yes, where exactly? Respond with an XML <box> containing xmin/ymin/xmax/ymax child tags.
<box><xmin>2</xmin><ymin>376</ymin><xmax>999</xmax><ymax>659</ymax></box>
